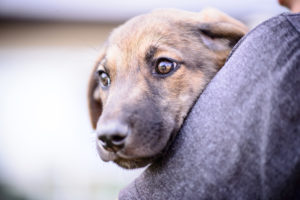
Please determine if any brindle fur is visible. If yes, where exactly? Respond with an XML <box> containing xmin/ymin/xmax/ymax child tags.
<box><xmin>88</xmin><ymin>8</ymin><xmax>248</xmax><ymax>169</ymax></box>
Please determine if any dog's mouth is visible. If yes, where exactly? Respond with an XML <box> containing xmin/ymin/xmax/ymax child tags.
<box><xmin>96</xmin><ymin>128</ymin><xmax>178</xmax><ymax>169</ymax></box>
<box><xmin>96</xmin><ymin>144</ymin><xmax>157</xmax><ymax>168</ymax></box>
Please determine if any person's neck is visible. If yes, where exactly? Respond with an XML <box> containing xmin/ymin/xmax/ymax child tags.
<box><xmin>291</xmin><ymin>5</ymin><xmax>300</xmax><ymax>13</ymax></box>
<box><xmin>290</xmin><ymin>0</ymin><xmax>300</xmax><ymax>13</ymax></box>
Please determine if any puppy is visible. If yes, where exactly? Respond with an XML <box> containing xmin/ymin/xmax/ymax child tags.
<box><xmin>88</xmin><ymin>8</ymin><xmax>248</xmax><ymax>169</ymax></box>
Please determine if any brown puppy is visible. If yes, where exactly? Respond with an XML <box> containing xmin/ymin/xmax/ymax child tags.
<box><xmin>88</xmin><ymin>8</ymin><xmax>248</xmax><ymax>169</ymax></box>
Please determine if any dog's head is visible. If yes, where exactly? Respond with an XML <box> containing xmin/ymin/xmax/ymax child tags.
<box><xmin>88</xmin><ymin>8</ymin><xmax>248</xmax><ymax>169</ymax></box>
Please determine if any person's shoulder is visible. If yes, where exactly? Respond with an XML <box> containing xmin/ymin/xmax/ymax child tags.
<box><xmin>250</xmin><ymin>12</ymin><xmax>300</xmax><ymax>34</ymax></box>
<box><xmin>284</xmin><ymin>12</ymin><xmax>300</xmax><ymax>33</ymax></box>
<box><xmin>265</xmin><ymin>12</ymin><xmax>300</xmax><ymax>34</ymax></box>
<box><xmin>227</xmin><ymin>12</ymin><xmax>300</xmax><ymax>61</ymax></box>
<box><xmin>245</xmin><ymin>12</ymin><xmax>300</xmax><ymax>41</ymax></box>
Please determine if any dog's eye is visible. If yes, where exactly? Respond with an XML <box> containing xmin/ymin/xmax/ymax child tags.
<box><xmin>155</xmin><ymin>59</ymin><xmax>177</xmax><ymax>75</ymax></box>
<box><xmin>97</xmin><ymin>70</ymin><xmax>111</xmax><ymax>88</ymax></box>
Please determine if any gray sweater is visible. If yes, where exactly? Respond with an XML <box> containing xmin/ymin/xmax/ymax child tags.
<box><xmin>119</xmin><ymin>12</ymin><xmax>300</xmax><ymax>200</ymax></box>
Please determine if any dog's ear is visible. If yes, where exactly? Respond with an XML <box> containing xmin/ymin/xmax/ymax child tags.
<box><xmin>88</xmin><ymin>46</ymin><xmax>106</xmax><ymax>129</ymax></box>
<box><xmin>197</xmin><ymin>8</ymin><xmax>248</xmax><ymax>51</ymax></box>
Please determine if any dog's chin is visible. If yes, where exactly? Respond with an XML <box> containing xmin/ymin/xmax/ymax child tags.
<box><xmin>96</xmin><ymin>144</ymin><xmax>164</xmax><ymax>169</ymax></box>
<box><xmin>97</xmin><ymin>148</ymin><xmax>156</xmax><ymax>169</ymax></box>
<box><xmin>113</xmin><ymin>157</ymin><xmax>155</xmax><ymax>169</ymax></box>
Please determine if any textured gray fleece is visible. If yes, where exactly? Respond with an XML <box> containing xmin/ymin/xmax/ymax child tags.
<box><xmin>119</xmin><ymin>12</ymin><xmax>300</xmax><ymax>200</ymax></box>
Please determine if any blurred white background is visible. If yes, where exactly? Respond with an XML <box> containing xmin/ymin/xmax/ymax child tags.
<box><xmin>0</xmin><ymin>0</ymin><xmax>287</xmax><ymax>23</ymax></box>
<box><xmin>0</xmin><ymin>0</ymin><xmax>287</xmax><ymax>200</ymax></box>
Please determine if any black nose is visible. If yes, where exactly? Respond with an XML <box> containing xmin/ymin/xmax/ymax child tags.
<box><xmin>97</xmin><ymin>121</ymin><xmax>128</xmax><ymax>152</ymax></box>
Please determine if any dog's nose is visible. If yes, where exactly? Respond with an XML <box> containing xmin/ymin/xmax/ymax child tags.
<box><xmin>97</xmin><ymin>121</ymin><xmax>128</xmax><ymax>152</ymax></box>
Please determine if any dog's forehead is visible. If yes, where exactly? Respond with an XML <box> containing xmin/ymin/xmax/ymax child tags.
<box><xmin>104</xmin><ymin>10</ymin><xmax>201</xmax><ymax>66</ymax></box>
<box><xmin>108</xmin><ymin>9</ymin><xmax>200</xmax><ymax>47</ymax></box>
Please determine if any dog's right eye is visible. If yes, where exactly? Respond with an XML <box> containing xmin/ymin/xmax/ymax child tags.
<box><xmin>97</xmin><ymin>70</ymin><xmax>111</xmax><ymax>88</ymax></box>
<box><xmin>154</xmin><ymin>58</ymin><xmax>178</xmax><ymax>75</ymax></box>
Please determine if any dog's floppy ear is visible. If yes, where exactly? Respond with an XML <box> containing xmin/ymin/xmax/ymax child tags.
<box><xmin>88</xmin><ymin>46</ymin><xmax>106</xmax><ymax>129</ymax></box>
<box><xmin>197</xmin><ymin>8</ymin><xmax>248</xmax><ymax>51</ymax></box>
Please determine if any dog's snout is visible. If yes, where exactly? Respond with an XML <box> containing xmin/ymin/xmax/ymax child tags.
<box><xmin>97</xmin><ymin>121</ymin><xmax>128</xmax><ymax>152</ymax></box>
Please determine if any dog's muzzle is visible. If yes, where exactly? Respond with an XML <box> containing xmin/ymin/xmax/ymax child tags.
<box><xmin>97</xmin><ymin>121</ymin><xmax>129</xmax><ymax>153</ymax></box>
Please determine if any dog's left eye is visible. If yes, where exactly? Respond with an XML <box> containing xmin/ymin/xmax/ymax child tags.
<box><xmin>155</xmin><ymin>59</ymin><xmax>177</xmax><ymax>75</ymax></box>
<box><xmin>97</xmin><ymin>70</ymin><xmax>111</xmax><ymax>88</ymax></box>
